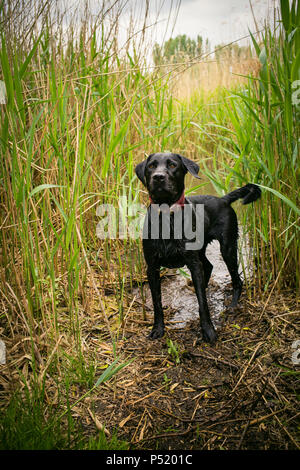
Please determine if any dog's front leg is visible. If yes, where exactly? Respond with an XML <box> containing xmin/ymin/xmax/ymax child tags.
<box><xmin>147</xmin><ymin>265</ymin><xmax>165</xmax><ymax>339</ymax></box>
<box><xmin>187</xmin><ymin>260</ymin><xmax>217</xmax><ymax>344</ymax></box>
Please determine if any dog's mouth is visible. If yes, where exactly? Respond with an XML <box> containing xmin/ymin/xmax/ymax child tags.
<box><xmin>148</xmin><ymin>184</ymin><xmax>182</xmax><ymax>205</ymax></box>
<box><xmin>149</xmin><ymin>180</ymin><xmax>167</xmax><ymax>193</ymax></box>
<box><xmin>152</xmin><ymin>185</ymin><xmax>167</xmax><ymax>193</ymax></box>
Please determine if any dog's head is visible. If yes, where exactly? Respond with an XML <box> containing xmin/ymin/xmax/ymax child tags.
<box><xmin>135</xmin><ymin>153</ymin><xmax>200</xmax><ymax>204</ymax></box>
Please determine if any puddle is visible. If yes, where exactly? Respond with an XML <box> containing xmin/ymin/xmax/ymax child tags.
<box><xmin>134</xmin><ymin>236</ymin><xmax>252</xmax><ymax>330</ymax></box>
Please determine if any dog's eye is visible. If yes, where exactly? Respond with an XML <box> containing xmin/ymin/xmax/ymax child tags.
<box><xmin>148</xmin><ymin>163</ymin><xmax>155</xmax><ymax>169</ymax></box>
<box><xmin>168</xmin><ymin>162</ymin><xmax>176</xmax><ymax>169</ymax></box>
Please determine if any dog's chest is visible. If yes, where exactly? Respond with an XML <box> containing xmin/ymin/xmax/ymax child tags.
<box><xmin>143</xmin><ymin>211</ymin><xmax>189</xmax><ymax>268</ymax></box>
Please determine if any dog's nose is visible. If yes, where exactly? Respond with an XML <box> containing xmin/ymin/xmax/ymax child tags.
<box><xmin>153</xmin><ymin>173</ymin><xmax>166</xmax><ymax>182</ymax></box>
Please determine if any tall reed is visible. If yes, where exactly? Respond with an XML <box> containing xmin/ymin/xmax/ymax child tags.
<box><xmin>0</xmin><ymin>0</ymin><xmax>181</xmax><ymax>446</ymax></box>
<box><xmin>198</xmin><ymin>0</ymin><xmax>299</xmax><ymax>293</ymax></box>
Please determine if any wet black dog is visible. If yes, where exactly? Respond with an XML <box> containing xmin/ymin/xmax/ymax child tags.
<box><xmin>135</xmin><ymin>153</ymin><xmax>261</xmax><ymax>343</ymax></box>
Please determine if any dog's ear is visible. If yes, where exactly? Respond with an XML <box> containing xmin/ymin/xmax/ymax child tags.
<box><xmin>135</xmin><ymin>160</ymin><xmax>147</xmax><ymax>185</ymax></box>
<box><xmin>135</xmin><ymin>155</ymin><xmax>153</xmax><ymax>186</ymax></box>
<box><xmin>177</xmin><ymin>155</ymin><xmax>201</xmax><ymax>179</ymax></box>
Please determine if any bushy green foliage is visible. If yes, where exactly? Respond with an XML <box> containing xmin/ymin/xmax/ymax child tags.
<box><xmin>153</xmin><ymin>34</ymin><xmax>205</xmax><ymax>64</ymax></box>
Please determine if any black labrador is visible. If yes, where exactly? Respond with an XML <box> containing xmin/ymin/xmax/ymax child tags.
<box><xmin>135</xmin><ymin>153</ymin><xmax>261</xmax><ymax>343</ymax></box>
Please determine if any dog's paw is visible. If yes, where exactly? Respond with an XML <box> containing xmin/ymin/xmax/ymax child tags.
<box><xmin>225</xmin><ymin>302</ymin><xmax>241</xmax><ymax>316</ymax></box>
<box><xmin>201</xmin><ymin>323</ymin><xmax>217</xmax><ymax>344</ymax></box>
<box><xmin>148</xmin><ymin>325</ymin><xmax>165</xmax><ymax>340</ymax></box>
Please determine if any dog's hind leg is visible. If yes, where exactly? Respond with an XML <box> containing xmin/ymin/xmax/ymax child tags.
<box><xmin>220</xmin><ymin>237</ymin><xmax>243</xmax><ymax>307</ymax></box>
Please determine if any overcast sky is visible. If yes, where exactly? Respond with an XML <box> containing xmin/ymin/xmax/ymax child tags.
<box><xmin>171</xmin><ymin>0</ymin><xmax>277</xmax><ymax>45</ymax></box>
<box><xmin>119</xmin><ymin>0</ymin><xmax>279</xmax><ymax>49</ymax></box>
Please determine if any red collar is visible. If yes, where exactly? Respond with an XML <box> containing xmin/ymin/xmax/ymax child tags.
<box><xmin>149</xmin><ymin>191</ymin><xmax>185</xmax><ymax>207</ymax></box>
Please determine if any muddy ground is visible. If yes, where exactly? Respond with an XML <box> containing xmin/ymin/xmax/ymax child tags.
<box><xmin>83</xmin><ymin>242</ymin><xmax>299</xmax><ymax>450</ymax></box>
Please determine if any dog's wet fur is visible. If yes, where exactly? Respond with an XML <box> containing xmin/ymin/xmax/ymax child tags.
<box><xmin>135</xmin><ymin>153</ymin><xmax>261</xmax><ymax>343</ymax></box>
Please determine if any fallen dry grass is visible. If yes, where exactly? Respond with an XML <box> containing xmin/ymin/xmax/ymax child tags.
<box><xmin>1</xmin><ymin>257</ymin><xmax>299</xmax><ymax>450</ymax></box>
<box><xmin>84</xmin><ymin>280</ymin><xmax>300</xmax><ymax>450</ymax></box>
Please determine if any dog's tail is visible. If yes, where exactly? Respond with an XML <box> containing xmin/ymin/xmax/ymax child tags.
<box><xmin>222</xmin><ymin>183</ymin><xmax>261</xmax><ymax>205</ymax></box>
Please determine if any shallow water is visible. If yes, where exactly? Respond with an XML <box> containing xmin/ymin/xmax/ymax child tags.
<box><xmin>135</xmin><ymin>237</ymin><xmax>252</xmax><ymax>330</ymax></box>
